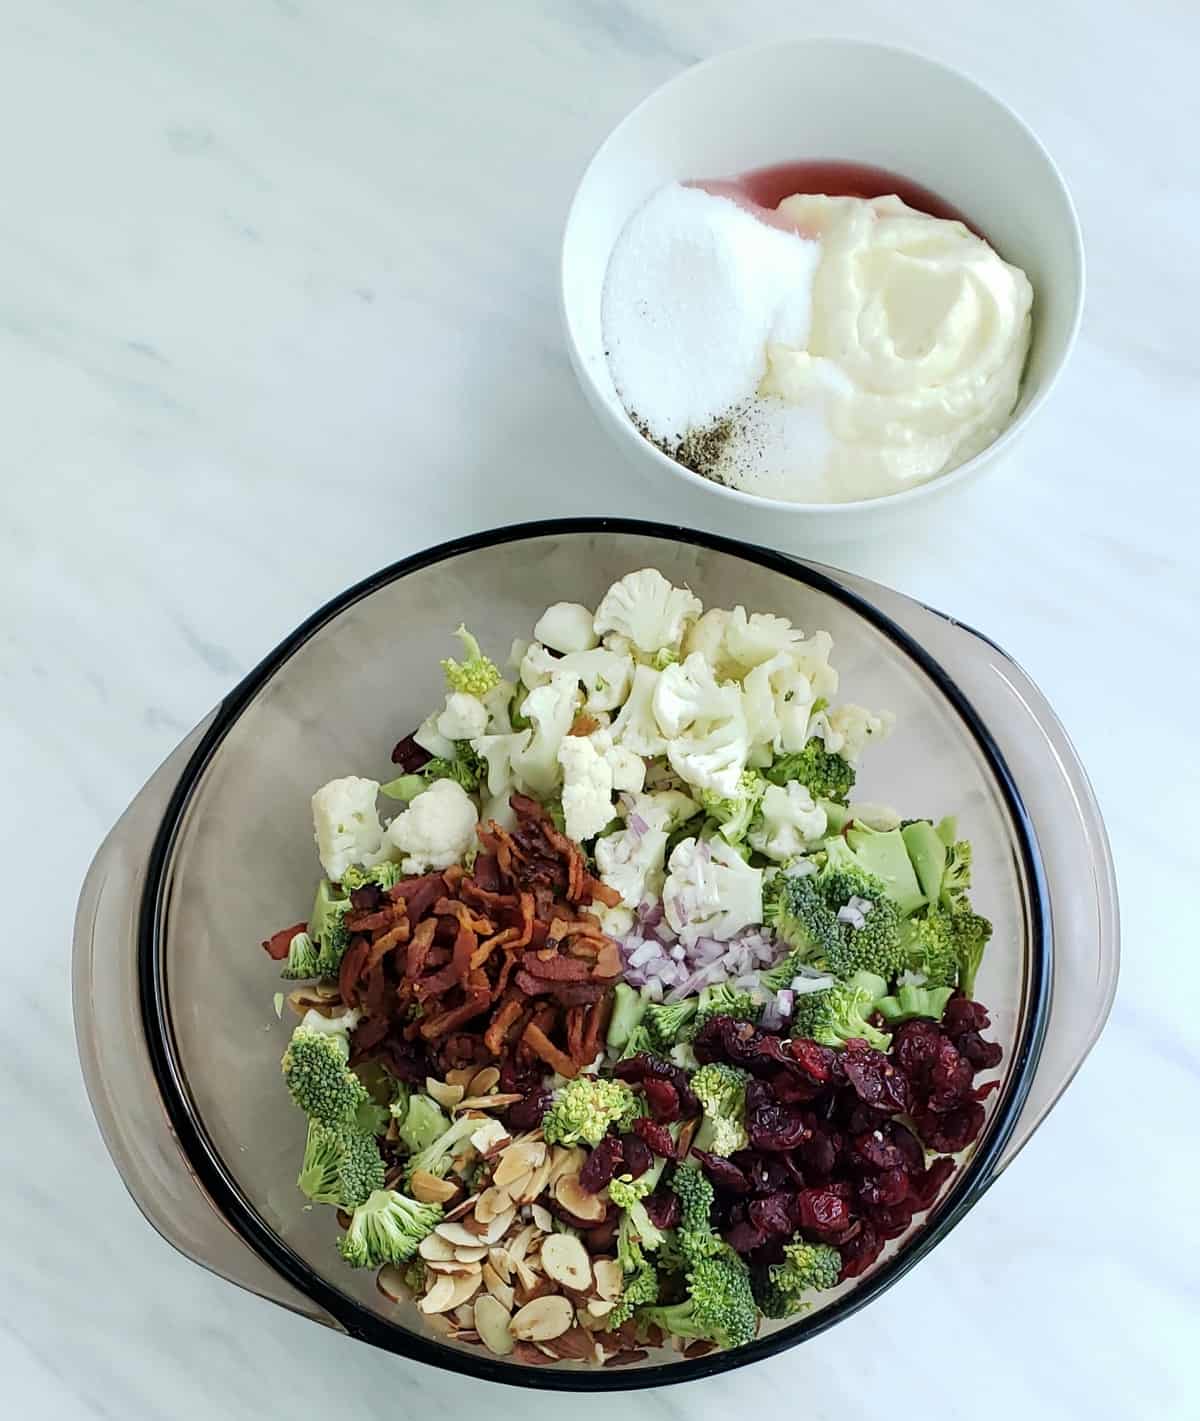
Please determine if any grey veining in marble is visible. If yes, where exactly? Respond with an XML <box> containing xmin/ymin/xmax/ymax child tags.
<box><xmin>2</xmin><ymin>2</ymin><xmax>1197</xmax><ymax>1417</ymax></box>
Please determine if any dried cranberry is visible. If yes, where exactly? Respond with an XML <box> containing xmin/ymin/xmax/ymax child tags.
<box><xmin>693</xmin><ymin>1149</ymin><xmax>752</xmax><ymax>1195</ymax></box>
<box><xmin>643</xmin><ymin>1189</ymin><xmax>681</xmax><ymax>1231</ymax></box>
<box><xmin>891</xmin><ymin>1019</ymin><xmax>944</xmax><ymax>1082</ymax></box>
<box><xmin>643</xmin><ymin>1077</ymin><xmax>681</xmax><ymax>1123</ymax></box>
<box><xmin>348</xmin><ymin>883</ymin><xmax>382</xmax><ymax>911</ymax></box>
<box><xmin>633</xmin><ymin>1117</ymin><xmax>677</xmax><ymax>1158</ymax></box>
<box><xmin>925</xmin><ymin>1037</ymin><xmax>975</xmax><ymax>1112</ymax></box>
<box><xmin>580</xmin><ymin>1135</ymin><xmax>623</xmax><ymax>1193</ymax></box>
<box><xmin>843</xmin><ymin>1101</ymin><xmax>893</xmax><ymax>1136</ymax></box>
<box><xmin>724</xmin><ymin>1219</ymin><xmax>769</xmax><ymax>1256</ymax></box>
<box><xmin>583</xmin><ymin>1216</ymin><xmax>620</xmax><ymax>1253</ymax></box>
<box><xmin>797</xmin><ymin>1128</ymin><xmax>841</xmax><ymax>1181</ymax></box>
<box><xmin>747</xmin><ymin>1191</ymin><xmax>795</xmax><ymax>1237</ymax></box>
<box><xmin>942</xmin><ymin>994</ymin><xmax>992</xmax><ymax>1035</ymax></box>
<box><xmin>794</xmin><ymin>1188</ymin><xmax>852</xmax><ymax>1237</ymax></box>
<box><xmin>747</xmin><ymin>1098</ymin><xmax>810</xmax><ymax>1152</ymax></box>
<box><xmin>842</xmin><ymin>1040</ymin><xmax>912</xmax><ymax>1114</ymax></box>
<box><xmin>504</xmin><ymin>1087</ymin><xmax>551</xmax><ymax>1133</ymax></box>
<box><xmin>768</xmin><ymin>1068</ymin><xmax>823</xmax><ymax>1105</ymax></box>
<box><xmin>868</xmin><ymin>1201</ymin><xmax>916</xmax><ymax>1240</ymax></box>
<box><xmin>958</xmin><ymin>1032</ymin><xmax>1004</xmax><ymax>1070</ymax></box>
<box><xmin>499</xmin><ymin>1054</ymin><xmax>544</xmax><ymax>1097</ymax></box>
<box><xmin>735</xmin><ymin>1152</ymin><xmax>795</xmax><ymax>1195</ymax></box>
<box><xmin>619</xmin><ymin>1132</ymin><xmax>653</xmax><ymax>1180</ymax></box>
<box><xmin>889</xmin><ymin>1122</ymin><xmax>926</xmax><ymax>1175</ymax></box>
<box><xmin>390</xmin><ymin>732</ymin><xmax>431</xmax><ymax>770</ymax></box>
<box><xmin>787</xmin><ymin>1037</ymin><xmax>840</xmax><ymax>1085</ymax></box>
<box><xmin>838</xmin><ymin>1222</ymin><xmax>883</xmax><ymax>1279</ymax></box>
<box><xmin>851</xmin><ymin>1129</ymin><xmax>906</xmax><ymax>1172</ymax></box>
<box><xmin>857</xmin><ymin>1167</ymin><xmax>909</xmax><ymax>1208</ymax></box>
<box><xmin>914</xmin><ymin>1101</ymin><xmax>985</xmax><ymax>1154</ymax></box>
<box><xmin>613</xmin><ymin>1051</ymin><xmax>673</xmax><ymax>1084</ymax></box>
<box><xmin>908</xmin><ymin>1155</ymin><xmax>956</xmax><ymax>1211</ymax></box>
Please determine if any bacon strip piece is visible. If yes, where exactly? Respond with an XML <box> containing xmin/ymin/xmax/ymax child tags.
<box><xmin>262</xmin><ymin>922</ymin><xmax>307</xmax><ymax>960</ymax></box>
<box><xmin>522</xmin><ymin>1021</ymin><xmax>579</xmax><ymax>1078</ymax></box>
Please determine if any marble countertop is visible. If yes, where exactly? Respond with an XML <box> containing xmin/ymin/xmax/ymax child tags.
<box><xmin>5</xmin><ymin>1</ymin><xmax>1196</xmax><ymax>1416</ymax></box>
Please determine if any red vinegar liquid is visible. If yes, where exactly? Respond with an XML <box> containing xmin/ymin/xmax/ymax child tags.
<box><xmin>693</xmin><ymin>159</ymin><xmax>982</xmax><ymax>239</ymax></box>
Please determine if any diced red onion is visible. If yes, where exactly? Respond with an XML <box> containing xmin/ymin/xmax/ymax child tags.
<box><xmin>629</xmin><ymin>813</ymin><xmax>650</xmax><ymax>837</ymax></box>
<box><xmin>776</xmin><ymin>989</ymin><xmax>795</xmax><ymax>1018</ymax></box>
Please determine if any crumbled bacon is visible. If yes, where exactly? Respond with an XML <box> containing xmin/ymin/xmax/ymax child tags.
<box><xmin>337</xmin><ymin>795</ymin><xmax>623</xmax><ymax>1078</ymax></box>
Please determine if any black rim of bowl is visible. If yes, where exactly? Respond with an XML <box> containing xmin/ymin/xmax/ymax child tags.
<box><xmin>137</xmin><ymin>517</ymin><xmax>1051</xmax><ymax>1391</ymax></box>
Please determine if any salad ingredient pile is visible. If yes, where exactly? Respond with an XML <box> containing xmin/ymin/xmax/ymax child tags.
<box><xmin>261</xmin><ymin>567</ymin><xmax>1003</xmax><ymax>1367</ymax></box>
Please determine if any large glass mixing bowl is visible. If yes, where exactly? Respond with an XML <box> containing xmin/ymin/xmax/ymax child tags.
<box><xmin>73</xmin><ymin>521</ymin><xmax>1118</xmax><ymax>1389</ymax></box>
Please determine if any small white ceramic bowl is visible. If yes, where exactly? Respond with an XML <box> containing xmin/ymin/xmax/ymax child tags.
<box><xmin>561</xmin><ymin>38</ymin><xmax>1085</xmax><ymax>538</ymax></box>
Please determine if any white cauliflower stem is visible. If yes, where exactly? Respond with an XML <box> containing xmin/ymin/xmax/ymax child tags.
<box><xmin>311</xmin><ymin>776</ymin><xmax>389</xmax><ymax>881</ymax></box>
<box><xmin>749</xmin><ymin>782</ymin><xmax>828</xmax><ymax>862</ymax></box>
<box><xmin>662</xmin><ymin>837</ymin><xmax>763</xmax><ymax>944</ymax></box>
<box><xmin>593</xmin><ymin>568</ymin><xmax>701</xmax><ymax>658</ymax></box>
<box><xmin>513</xmin><ymin>671</ymin><xmax>580</xmax><ymax>794</ymax></box>
<box><xmin>520</xmin><ymin>643</ymin><xmax>633</xmax><ymax>713</ymax></box>
<box><xmin>385</xmin><ymin>778</ymin><xmax>478</xmax><ymax>873</ymax></box>
<box><xmin>611</xmin><ymin>664</ymin><xmax>666</xmax><ymax>756</ymax></box>
<box><xmin>534</xmin><ymin>602</ymin><xmax>598</xmax><ymax>654</ymax></box>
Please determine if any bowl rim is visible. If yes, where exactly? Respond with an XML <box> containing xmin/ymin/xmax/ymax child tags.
<box><xmin>560</xmin><ymin>35</ymin><xmax>1086</xmax><ymax>517</ymax></box>
<box><xmin>136</xmin><ymin>517</ymin><xmax>1051</xmax><ymax>1390</ymax></box>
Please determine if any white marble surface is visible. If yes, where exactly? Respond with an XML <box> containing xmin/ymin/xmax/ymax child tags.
<box><xmin>4</xmin><ymin>1</ymin><xmax>1197</xmax><ymax>1415</ymax></box>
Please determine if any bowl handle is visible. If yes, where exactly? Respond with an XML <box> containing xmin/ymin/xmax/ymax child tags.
<box><xmin>825</xmin><ymin>566</ymin><xmax>1120</xmax><ymax>1175</ymax></box>
<box><xmin>73</xmin><ymin>715</ymin><xmax>345</xmax><ymax>1331</ymax></box>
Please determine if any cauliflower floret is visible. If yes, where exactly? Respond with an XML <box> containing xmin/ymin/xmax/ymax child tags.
<box><xmin>722</xmin><ymin>606</ymin><xmax>808</xmax><ymax>675</ymax></box>
<box><xmin>662</xmin><ymin>837</ymin><xmax>763</xmax><ymax>945</ymax></box>
<box><xmin>595</xmin><ymin>814</ymin><xmax>669</xmax><ymax>909</ymax></box>
<box><xmin>682</xmin><ymin>607</ymin><xmax>731</xmax><ymax>671</ymax></box>
<box><xmin>789</xmin><ymin>630</ymin><xmax>839</xmax><ymax>702</ymax></box>
<box><xmin>635</xmin><ymin>788</ymin><xmax>700</xmax><ymax>828</ymax></box>
<box><xmin>557</xmin><ymin>734</ymin><xmax>615</xmax><ymax>842</ymax></box>
<box><xmin>534</xmin><ymin>602</ymin><xmax>599</xmax><ymax>654</ymax></box>
<box><xmin>748</xmin><ymin>782</ymin><xmax>828</xmax><ymax>862</ymax></box>
<box><xmin>593</xmin><ymin>568</ymin><xmax>702</xmax><ymax>660</ymax></box>
<box><xmin>412</xmin><ymin>712</ymin><xmax>456</xmax><ymax>761</ymax></box>
<box><xmin>813</xmin><ymin>703</ymin><xmax>895</xmax><ymax>762</ymax></box>
<box><xmin>742</xmin><ymin>651</ymin><xmax>817</xmax><ymax>755</ymax></box>
<box><xmin>591</xmin><ymin>901</ymin><xmax>635</xmax><ymax>938</ymax></box>
<box><xmin>611</xmin><ymin>664</ymin><xmax>666</xmax><ymax>757</ymax></box>
<box><xmin>435</xmin><ymin>690</ymin><xmax>488</xmax><ymax>741</ymax></box>
<box><xmin>652</xmin><ymin>653</ymin><xmax>742</xmax><ymax>737</ymax></box>
<box><xmin>513</xmin><ymin>671</ymin><xmax>580</xmax><ymax>795</ymax></box>
<box><xmin>588</xmin><ymin>728</ymin><xmax>646</xmax><ymax>795</ymax></box>
<box><xmin>311</xmin><ymin>776</ymin><xmax>389</xmax><ymax>881</ymax></box>
<box><xmin>519</xmin><ymin>644</ymin><xmax>634</xmax><ymax>714</ymax></box>
<box><xmin>471</xmin><ymin>729</ymin><xmax>531</xmax><ymax>798</ymax></box>
<box><xmin>667</xmin><ymin>713</ymin><xmax>750</xmax><ymax>799</ymax></box>
<box><xmin>384</xmin><ymin>778</ymin><xmax>478</xmax><ymax>873</ymax></box>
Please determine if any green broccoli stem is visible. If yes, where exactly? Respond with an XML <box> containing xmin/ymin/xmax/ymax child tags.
<box><xmin>606</xmin><ymin>982</ymin><xmax>649</xmax><ymax>1054</ymax></box>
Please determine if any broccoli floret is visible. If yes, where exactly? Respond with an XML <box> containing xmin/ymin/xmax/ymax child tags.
<box><xmin>900</xmin><ymin>820</ymin><xmax>947</xmax><ymax>904</ymax></box>
<box><xmin>337</xmin><ymin>1189</ymin><xmax>443</xmax><ymax>1268</ymax></box>
<box><xmin>340</xmin><ymin>861</ymin><xmax>405</xmax><ymax>892</ymax></box>
<box><xmin>279</xmin><ymin>929</ymin><xmax>321</xmax><ymax>981</ymax></box>
<box><xmin>698</xmin><ymin>770</ymin><xmax>766</xmax><ymax>845</ymax></box>
<box><xmin>420</xmin><ymin>741</ymin><xmax>486</xmax><ymax>794</ymax></box>
<box><xmin>296</xmin><ymin>1122</ymin><xmax>386</xmax><ymax>1209</ymax></box>
<box><xmin>941</xmin><ymin>839</ymin><xmax>974</xmax><ymax>908</ymax></box>
<box><xmin>404</xmin><ymin>1114</ymin><xmax>479</xmax><ymax>1183</ymax></box>
<box><xmin>757</xmin><ymin>946</ymin><xmax>808</xmax><ymax>996</ymax></box>
<box><xmin>608</xmin><ymin>1261</ymin><xmax>660</xmax><ymax>1328</ymax></box>
<box><xmin>765</xmin><ymin>863</ymin><xmax>904</xmax><ymax>982</ymax></box>
<box><xmin>790</xmin><ymin>971</ymin><xmax>890</xmax><ymax>1051</ymax></box>
<box><xmin>640</xmin><ymin>1253</ymin><xmax>757</xmax><ymax>1350</ymax></box>
<box><xmin>764</xmin><ymin>738</ymin><xmax>856</xmax><ymax>805</ymax></box>
<box><xmin>951</xmin><ymin>905</ymin><xmax>992</xmax><ymax>998</ymax></box>
<box><xmin>694</xmin><ymin>982</ymin><xmax>760</xmax><ymax>1031</ymax></box>
<box><xmin>876</xmin><ymin>982</ymin><xmax>955</xmax><ymax>1024</ymax></box>
<box><xmin>309</xmin><ymin>878</ymin><xmax>351</xmax><ymax>977</ymax></box>
<box><xmin>281</xmin><ymin>1025</ymin><xmax>369</xmax><ymax>1129</ymax></box>
<box><xmin>619</xmin><ymin>1022</ymin><xmax>660</xmax><ymax>1063</ymax></box>
<box><xmin>840</xmin><ymin>825</ymin><xmax>927</xmax><ymax>916</ymax></box>
<box><xmin>614</xmin><ymin>1187</ymin><xmax>666</xmax><ymax>1261</ymax></box>
<box><xmin>690</xmin><ymin>1062</ymin><xmax>749</xmax><ymax>1157</ymax></box>
<box><xmin>755</xmin><ymin>1238</ymin><xmax>841</xmax><ymax>1317</ymax></box>
<box><xmin>396</xmin><ymin>1093</ymin><xmax>450</xmax><ymax>1155</ymax></box>
<box><xmin>899</xmin><ymin>906</ymin><xmax>961</xmax><ymax>987</ymax></box>
<box><xmin>402</xmin><ymin>1257</ymin><xmax>428</xmax><ymax>1293</ymax></box>
<box><xmin>441</xmin><ymin>624</ymin><xmax>500</xmax><ymax>697</ymax></box>
<box><xmin>542</xmin><ymin>1075</ymin><xmax>640</xmax><ymax>1147</ymax></box>
<box><xmin>668</xmin><ymin>1162</ymin><xmax>722</xmax><ymax>1266</ymax></box>
<box><xmin>644</xmin><ymin>997</ymin><xmax>699</xmax><ymax>1052</ymax></box>
<box><xmin>606</xmin><ymin>982</ymin><xmax>649</xmax><ymax>1055</ymax></box>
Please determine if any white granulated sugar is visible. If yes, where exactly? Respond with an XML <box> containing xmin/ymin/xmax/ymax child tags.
<box><xmin>601</xmin><ymin>183</ymin><xmax>821</xmax><ymax>448</ymax></box>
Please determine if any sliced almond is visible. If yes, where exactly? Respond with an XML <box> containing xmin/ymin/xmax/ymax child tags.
<box><xmin>493</xmin><ymin>1141</ymin><xmax>547</xmax><ymax>1189</ymax></box>
<box><xmin>452</xmin><ymin>1302</ymin><xmax>476</xmax><ymax>1329</ymax></box>
<box><xmin>554</xmin><ymin>1174</ymin><xmax>606</xmax><ymax>1223</ymax></box>
<box><xmin>510</xmin><ymin>1294</ymin><xmax>574</xmax><ymax>1342</ymax></box>
<box><xmin>419</xmin><ymin>1232</ymin><xmax>457</xmax><ymax>1262</ymax></box>
<box><xmin>506</xmin><ymin>1223</ymin><xmax>538</xmax><ymax>1265</ymax></box>
<box><xmin>474</xmin><ymin>1292</ymin><xmax>514</xmax><ymax>1356</ymax></box>
<box><xmin>425</xmin><ymin>1258</ymin><xmax>481</xmax><ymax>1276</ymax></box>
<box><xmin>419</xmin><ymin>1275</ymin><xmax>458</xmax><ymax>1314</ymax></box>
<box><xmin>474</xmin><ymin>1185</ymin><xmax>513</xmax><ymax>1225</ymax></box>
<box><xmin>482</xmin><ymin>1263</ymin><xmax>516</xmax><ymax>1311</ymax></box>
<box><xmin>469</xmin><ymin>1118</ymin><xmax>510</xmax><ymax>1156</ymax></box>
<box><xmin>586</xmin><ymin>1298</ymin><xmax>616</xmax><ymax>1318</ymax></box>
<box><xmin>512</xmin><ymin>1257</ymin><xmax>540</xmax><ymax>1294</ymax></box>
<box><xmin>592</xmin><ymin>1258</ymin><xmax>622</xmax><ymax>1300</ymax></box>
<box><xmin>425</xmin><ymin>1076</ymin><xmax>465</xmax><ymax>1111</ymax></box>
<box><xmin>530</xmin><ymin>1204</ymin><xmax>554</xmax><ymax>1233</ymax></box>
<box><xmin>449</xmin><ymin>1206</ymin><xmax>516</xmax><ymax>1246</ymax></box>
<box><xmin>446</xmin><ymin>1271</ymin><xmax>483</xmax><ymax>1309</ymax></box>
<box><xmin>453</xmin><ymin>1244</ymin><xmax>489</xmax><ymax>1264</ymax></box>
<box><xmin>376</xmin><ymin>1264</ymin><xmax>407</xmax><ymax>1302</ymax></box>
<box><xmin>409</xmin><ymin>1169</ymin><xmax>460</xmax><ymax>1205</ymax></box>
<box><xmin>435</xmin><ymin>1220</ymin><xmax>488</xmax><ymax>1248</ymax></box>
<box><xmin>547</xmin><ymin>1146</ymin><xmax>587</xmax><ymax>1185</ymax></box>
<box><xmin>468</xmin><ymin>1065</ymin><xmax>501</xmax><ymax>1096</ymax></box>
<box><xmin>488</xmin><ymin>1246</ymin><xmax>514</xmax><ymax>1282</ymax></box>
<box><xmin>540</xmin><ymin>1234</ymin><xmax>592</xmax><ymax>1291</ymax></box>
<box><xmin>446</xmin><ymin>1066</ymin><xmax>477</xmax><ymax>1090</ymax></box>
<box><xmin>517</xmin><ymin>1155</ymin><xmax>553</xmax><ymax>1205</ymax></box>
<box><xmin>501</xmin><ymin>1168</ymin><xmax>535</xmax><ymax>1203</ymax></box>
<box><xmin>457</xmin><ymin>1093</ymin><xmax>519</xmax><ymax>1113</ymax></box>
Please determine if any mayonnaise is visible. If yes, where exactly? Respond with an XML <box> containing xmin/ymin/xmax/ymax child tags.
<box><xmin>759</xmin><ymin>194</ymin><xmax>1033</xmax><ymax>500</ymax></box>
